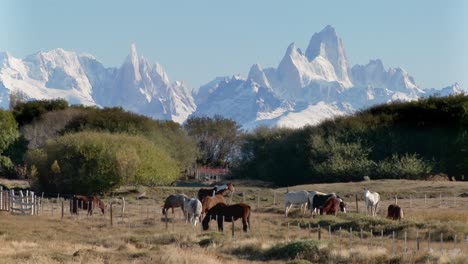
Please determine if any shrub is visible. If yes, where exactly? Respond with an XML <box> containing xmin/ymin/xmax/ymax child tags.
<box><xmin>25</xmin><ymin>132</ymin><xmax>179</xmax><ymax>194</ymax></box>
<box><xmin>264</xmin><ymin>240</ymin><xmax>326</xmax><ymax>261</ymax></box>
<box><xmin>376</xmin><ymin>154</ymin><xmax>432</xmax><ymax>179</ymax></box>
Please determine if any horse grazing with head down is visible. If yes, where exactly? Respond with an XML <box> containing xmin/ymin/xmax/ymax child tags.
<box><xmin>308</xmin><ymin>192</ymin><xmax>346</xmax><ymax>217</ymax></box>
<box><xmin>202</xmin><ymin>203</ymin><xmax>251</xmax><ymax>232</ymax></box>
<box><xmin>201</xmin><ymin>194</ymin><xmax>225</xmax><ymax>214</ymax></box>
<box><xmin>284</xmin><ymin>190</ymin><xmax>311</xmax><ymax>217</ymax></box>
<box><xmin>162</xmin><ymin>194</ymin><xmax>188</xmax><ymax>215</ymax></box>
<box><xmin>71</xmin><ymin>195</ymin><xmax>106</xmax><ymax>215</ymax></box>
<box><xmin>364</xmin><ymin>189</ymin><xmax>380</xmax><ymax>216</ymax></box>
<box><xmin>322</xmin><ymin>197</ymin><xmax>346</xmax><ymax>216</ymax></box>
<box><xmin>183</xmin><ymin>197</ymin><xmax>203</xmax><ymax>226</ymax></box>
<box><xmin>387</xmin><ymin>204</ymin><xmax>404</xmax><ymax>220</ymax></box>
<box><xmin>197</xmin><ymin>183</ymin><xmax>235</xmax><ymax>202</ymax></box>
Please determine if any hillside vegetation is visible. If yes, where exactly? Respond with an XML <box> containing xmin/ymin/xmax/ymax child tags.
<box><xmin>234</xmin><ymin>95</ymin><xmax>468</xmax><ymax>186</ymax></box>
<box><xmin>0</xmin><ymin>95</ymin><xmax>466</xmax><ymax>193</ymax></box>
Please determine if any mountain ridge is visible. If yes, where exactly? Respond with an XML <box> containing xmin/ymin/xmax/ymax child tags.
<box><xmin>0</xmin><ymin>26</ymin><xmax>463</xmax><ymax>129</ymax></box>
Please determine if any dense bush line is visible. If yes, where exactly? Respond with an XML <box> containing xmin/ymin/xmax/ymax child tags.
<box><xmin>234</xmin><ymin>95</ymin><xmax>467</xmax><ymax>185</ymax></box>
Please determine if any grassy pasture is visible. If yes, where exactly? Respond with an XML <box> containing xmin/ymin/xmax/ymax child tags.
<box><xmin>0</xmin><ymin>179</ymin><xmax>468</xmax><ymax>263</ymax></box>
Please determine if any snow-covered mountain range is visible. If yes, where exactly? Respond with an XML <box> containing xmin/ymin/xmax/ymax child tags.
<box><xmin>0</xmin><ymin>43</ymin><xmax>195</xmax><ymax>123</ymax></box>
<box><xmin>0</xmin><ymin>26</ymin><xmax>463</xmax><ymax>129</ymax></box>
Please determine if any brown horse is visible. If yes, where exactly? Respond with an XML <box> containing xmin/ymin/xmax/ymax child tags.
<box><xmin>71</xmin><ymin>195</ymin><xmax>106</xmax><ymax>215</ymax></box>
<box><xmin>387</xmin><ymin>204</ymin><xmax>404</xmax><ymax>220</ymax></box>
<box><xmin>322</xmin><ymin>197</ymin><xmax>342</xmax><ymax>216</ymax></box>
<box><xmin>201</xmin><ymin>194</ymin><xmax>225</xmax><ymax>214</ymax></box>
<box><xmin>197</xmin><ymin>183</ymin><xmax>235</xmax><ymax>202</ymax></box>
<box><xmin>202</xmin><ymin>203</ymin><xmax>250</xmax><ymax>232</ymax></box>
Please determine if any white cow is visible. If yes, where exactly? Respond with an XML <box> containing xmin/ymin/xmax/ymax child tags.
<box><xmin>184</xmin><ymin>198</ymin><xmax>203</xmax><ymax>226</ymax></box>
<box><xmin>364</xmin><ymin>189</ymin><xmax>380</xmax><ymax>216</ymax></box>
<box><xmin>284</xmin><ymin>191</ymin><xmax>309</xmax><ymax>217</ymax></box>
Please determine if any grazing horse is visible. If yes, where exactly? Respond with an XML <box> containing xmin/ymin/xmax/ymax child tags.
<box><xmin>364</xmin><ymin>189</ymin><xmax>380</xmax><ymax>216</ymax></box>
<box><xmin>183</xmin><ymin>198</ymin><xmax>203</xmax><ymax>226</ymax></box>
<box><xmin>284</xmin><ymin>190</ymin><xmax>309</xmax><ymax>217</ymax></box>
<box><xmin>322</xmin><ymin>197</ymin><xmax>345</xmax><ymax>216</ymax></box>
<box><xmin>71</xmin><ymin>195</ymin><xmax>106</xmax><ymax>215</ymax></box>
<box><xmin>162</xmin><ymin>194</ymin><xmax>188</xmax><ymax>215</ymax></box>
<box><xmin>197</xmin><ymin>183</ymin><xmax>235</xmax><ymax>202</ymax></box>
<box><xmin>201</xmin><ymin>194</ymin><xmax>225</xmax><ymax>214</ymax></box>
<box><xmin>308</xmin><ymin>192</ymin><xmax>342</xmax><ymax>216</ymax></box>
<box><xmin>202</xmin><ymin>203</ymin><xmax>251</xmax><ymax>232</ymax></box>
<box><xmin>387</xmin><ymin>204</ymin><xmax>404</xmax><ymax>220</ymax></box>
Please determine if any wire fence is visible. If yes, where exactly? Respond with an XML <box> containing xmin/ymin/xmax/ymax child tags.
<box><xmin>1</xmin><ymin>187</ymin><xmax>468</xmax><ymax>257</ymax></box>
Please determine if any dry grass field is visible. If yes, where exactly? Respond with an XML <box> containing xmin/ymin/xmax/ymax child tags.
<box><xmin>1</xmin><ymin>179</ymin><xmax>468</xmax><ymax>263</ymax></box>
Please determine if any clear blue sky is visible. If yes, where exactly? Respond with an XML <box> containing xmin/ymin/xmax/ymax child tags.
<box><xmin>1</xmin><ymin>0</ymin><xmax>466</xmax><ymax>90</ymax></box>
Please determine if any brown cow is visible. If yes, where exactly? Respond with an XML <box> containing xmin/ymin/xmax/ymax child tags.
<box><xmin>387</xmin><ymin>204</ymin><xmax>404</xmax><ymax>220</ymax></box>
<box><xmin>71</xmin><ymin>195</ymin><xmax>106</xmax><ymax>215</ymax></box>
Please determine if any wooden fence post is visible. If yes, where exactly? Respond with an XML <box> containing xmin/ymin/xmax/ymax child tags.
<box><xmin>355</xmin><ymin>194</ymin><xmax>358</xmax><ymax>213</ymax></box>
<box><xmin>256</xmin><ymin>190</ymin><xmax>260</xmax><ymax>209</ymax></box>
<box><xmin>110</xmin><ymin>203</ymin><xmax>113</xmax><ymax>226</ymax></box>
<box><xmin>318</xmin><ymin>224</ymin><xmax>321</xmax><ymax>240</ymax></box>
<box><xmin>61</xmin><ymin>200</ymin><xmax>64</xmax><ymax>220</ymax></box>
<box><xmin>416</xmin><ymin>231</ymin><xmax>420</xmax><ymax>251</ymax></box>
<box><xmin>0</xmin><ymin>186</ymin><xmax>3</xmax><ymax>211</ymax></box>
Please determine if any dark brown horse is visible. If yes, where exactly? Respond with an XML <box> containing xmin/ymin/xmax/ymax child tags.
<box><xmin>387</xmin><ymin>204</ymin><xmax>404</xmax><ymax>220</ymax></box>
<box><xmin>197</xmin><ymin>183</ymin><xmax>235</xmax><ymax>202</ymax></box>
<box><xmin>322</xmin><ymin>197</ymin><xmax>342</xmax><ymax>216</ymax></box>
<box><xmin>201</xmin><ymin>194</ymin><xmax>225</xmax><ymax>214</ymax></box>
<box><xmin>202</xmin><ymin>203</ymin><xmax>250</xmax><ymax>232</ymax></box>
<box><xmin>71</xmin><ymin>195</ymin><xmax>106</xmax><ymax>215</ymax></box>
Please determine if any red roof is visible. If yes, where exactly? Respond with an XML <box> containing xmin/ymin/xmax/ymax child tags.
<box><xmin>198</xmin><ymin>167</ymin><xmax>229</xmax><ymax>174</ymax></box>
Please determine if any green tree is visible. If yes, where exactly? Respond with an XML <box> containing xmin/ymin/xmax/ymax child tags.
<box><xmin>25</xmin><ymin>132</ymin><xmax>179</xmax><ymax>194</ymax></box>
<box><xmin>0</xmin><ymin>110</ymin><xmax>19</xmax><ymax>174</ymax></box>
<box><xmin>12</xmin><ymin>99</ymin><xmax>69</xmax><ymax>126</ymax></box>
<box><xmin>184</xmin><ymin>115</ymin><xmax>242</xmax><ymax>167</ymax></box>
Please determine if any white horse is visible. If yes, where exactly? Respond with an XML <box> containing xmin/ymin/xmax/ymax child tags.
<box><xmin>364</xmin><ymin>189</ymin><xmax>380</xmax><ymax>216</ymax></box>
<box><xmin>284</xmin><ymin>190</ymin><xmax>309</xmax><ymax>217</ymax></box>
<box><xmin>183</xmin><ymin>197</ymin><xmax>203</xmax><ymax>226</ymax></box>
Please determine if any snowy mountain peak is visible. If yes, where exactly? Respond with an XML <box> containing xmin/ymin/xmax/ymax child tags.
<box><xmin>248</xmin><ymin>63</ymin><xmax>271</xmax><ymax>89</ymax></box>
<box><xmin>285</xmin><ymin>42</ymin><xmax>302</xmax><ymax>56</ymax></box>
<box><xmin>305</xmin><ymin>25</ymin><xmax>352</xmax><ymax>87</ymax></box>
<box><xmin>125</xmin><ymin>43</ymin><xmax>141</xmax><ymax>81</ymax></box>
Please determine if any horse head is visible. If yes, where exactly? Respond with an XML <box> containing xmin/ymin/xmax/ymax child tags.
<box><xmin>201</xmin><ymin>213</ymin><xmax>214</xmax><ymax>230</ymax></box>
<box><xmin>227</xmin><ymin>183</ymin><xmax>235</xmax><ymax>193</ymax></box>
<box><xmin>339</xmin><ymin>199</ymin><xmax>346</xmax><ymax>213</ymax></box>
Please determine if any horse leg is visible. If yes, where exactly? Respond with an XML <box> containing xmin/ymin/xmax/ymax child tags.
<box><xmin>217</xmin><ymin>216</ymin><xmax>224</xmax><ymax>232</ymax></box>
<box><xmin>285</xmin><ymin>202</ymin><xmax>290</xmax><ymax>217</ymax></box>
<box><xmin>242</xmin><ymin>217</ymin><xmax>248</xmax><ymax>232</ymax></box>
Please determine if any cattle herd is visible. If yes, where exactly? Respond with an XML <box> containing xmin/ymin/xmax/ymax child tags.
<box><xmin>70</xmin><ymin>185</ymin><xmax>403</xmax><ymax>234</ymax></box>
